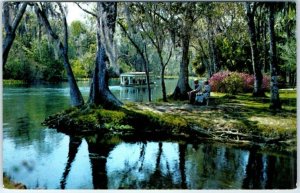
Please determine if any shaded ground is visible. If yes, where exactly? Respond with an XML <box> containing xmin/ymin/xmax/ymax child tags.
<box><xmin>130</xmin><ymin>90</ymin><xmax>296</xmax><ymax>152</ymax></box>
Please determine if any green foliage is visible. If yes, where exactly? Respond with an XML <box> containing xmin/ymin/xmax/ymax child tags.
<box><xmin>223</xmin><ymin>72</ymin><xmax>244</xmax><ymax>95</ymax></box>
<box><xmin>70</xmin><ymin>20</ymin><xmax>87</xmax><ymax>37</ymax></box>
<box><xmin>45</xmin><ymin>103</ymin><xmax>190</xmax><ymax>136</ymax></box>
<box><xmin>4</xmin><ymin>30</ymin><xmax>64</xmax><ymax>82</ymax></box>
<box><xmin>191</xmin><ymin>54</ymin><xmax>206</xmax><ymax>76</ymax></box>
<box><xmin>4</xmin><ymin>2</ymin><xmax>296</xmax><ymax>88</ymax></box>
<box><xmin>278</xmin><ymin>37</ymin><xmax>296</xmax><ymax>72</ymax></box>
<box><xmin>96</xmin><ymin>109</ymin><xmax>127</xmax><ymax>125</ymax></box>
<box><xmin>71</xmin><ymin>59</ymin><xmax>89</xmax><ymax>78</ymax></box>
<box><xmin>119</xmin><ymin>61</ymin><xmax>134</xmax><ymax>74</ymax></box>
<box><xmin>75</xmin><ymin>113</ymin><xmax>98</xmax><ymax>127</ymax></box>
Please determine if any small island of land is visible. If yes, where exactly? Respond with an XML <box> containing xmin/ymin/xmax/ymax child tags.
<box><xmin>44</xmin><ymin>89</ymin><xmax>296</xmax><ymax>154</ymax></box>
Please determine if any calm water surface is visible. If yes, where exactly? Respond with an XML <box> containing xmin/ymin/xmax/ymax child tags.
<box><xmin>3</xmin><ymin>80</ymin><xmax>297</xmax><ymax>189</ymax></box>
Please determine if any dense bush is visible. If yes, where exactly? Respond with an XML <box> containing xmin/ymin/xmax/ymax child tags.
<box><xmin>209</xmin><ymin>71</ymin><xmax>230</xmax><ymax>93</ymax></box>
<box><xmin>223</xmin><ymin>72</ymin><xmax>244</xmax><ymax>95</ymax></box>
<box><xmin>209</xmin><ymin>71</ymin><xmax>270</xmax><ymax>94</ymax></box>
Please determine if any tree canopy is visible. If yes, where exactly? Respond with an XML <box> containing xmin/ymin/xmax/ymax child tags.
<box><xmin>3</xmin><ymin>2</ymin><xmax>296</xmax><ymax>107</ymax></box>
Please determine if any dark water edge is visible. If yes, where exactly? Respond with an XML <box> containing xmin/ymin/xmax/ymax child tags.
<box><xmin>57</xmin><ymin>134</ymin><xmax>297</xmax><ymax>189</ymax></box>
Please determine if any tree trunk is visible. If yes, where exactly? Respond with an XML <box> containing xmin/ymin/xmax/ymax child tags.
<box><xmin>161</xmin><ymin>65</ymin><xmax>167</xmax><ymax>102</ymax></box>
<box><xmin>172</xmin><ymin>29</ymin><xmax>191</xmax><ymax>100</ymax></box>
<box><xmin>2</xmin><ymin>2</ymin><xmax>28</xmax><ymax>67</ymax></box>
<box><xmin>143</xmin><ymin>45</ymin><xmax>152</xmax><ymax>102</ymax></box>
<box><xmin>88</xmin><ymin>3</ymin><xmax>122</xmax><ymax>108</ymax></box>
<box><xmin>245</xmin><ymin>2</ymin><xmax>265</xmax><ymax>97</ymax></box>
<box><xmin>269</xmin><ymin>4</ymin><xmax>281</xmax><ymax>110</ymax></box>
<box><xmin>60</xmin><ymin>44</ymin><xmax>85</xmax><ymax>107</ymax></box>
<box><xmin>207</xmin><ymin>16</ymin><xmax>218</xmax><ymax>74</ymax></box>
<box><xmin>157</xmin><ymin>48</ymin><xmax>171</xmax><ymax>102</ymax></box>
<box><xmin>34</xmin><ymin>3</ymin><xmax>84</xmax><ymax>107</ymax></box>
<box><xmin>89</xmin><ymin>45</ymin><xmax>123</xmax><ymax>108</ymax></box>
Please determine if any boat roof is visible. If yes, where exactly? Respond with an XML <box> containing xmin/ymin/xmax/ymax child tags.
<box><xmin>120</xmin><ymin>72</ymin><xmax>153</xmax><ymax>76</ymax></box>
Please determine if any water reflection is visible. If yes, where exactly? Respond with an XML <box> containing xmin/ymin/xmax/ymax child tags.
<box><xmin>118</xmin><ymin>86</ymin><xmax>152</xmax><ymax>102</ymax></box>
<box><xmin>3</xmin><ymin>82</ymin><xmax>297</xmax><ymax>189</ymax></box>
<box><xmin>242</xmin><ymin>147</ymin><xmax>264</xmax><ymax>189</ymax></box>
<box><xmin>60</xmin><ymin>136</ymin><xmax>82</xmax><ymax>189</ymax></box>
<box><xmin>86</xmin><ymin>135</ymin><xmax>117</xmax><ymax>189</ymax></box>
<box><xmin>60</xmin><ymin>135</ymin><xmax>296</xmax><ymax>189</ymax></box>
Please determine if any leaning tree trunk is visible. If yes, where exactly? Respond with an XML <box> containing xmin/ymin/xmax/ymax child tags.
<box><xmin>34</xmin><ymin>3</ymin><xmax>84</xmax><ymax>107</ymax></box>
<box><xmin>172</xmin><ymin>29</ymin><xmax>191</xmax><ymax>100</ymax></box>
<box><xmin>245</xmin><ymin>2</ymin><xmax>265</xmax><ymax>97</ymax></box>
<box><xmin>88</xmin><ymin>2</ymin><xmax>122</xmax><ymax>108</ymax></box>
<box><xmin>2</xmin><ymin>2</ymin><xmax>28</xmax><ymax>67</ymax></box>
<box><xmin>269</xmin><ymin>4</ymin><xmax>281</xmax><ymax>110</ymax></box>
<box><xmin>157</xmin><ymin>48</ymin><xmax>172</xmax><ymax>102</ymax></box>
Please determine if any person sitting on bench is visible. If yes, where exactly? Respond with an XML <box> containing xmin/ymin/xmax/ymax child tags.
<box><xmin>195</xmin><ymin>80</ymin><xmax>211</xmax><ymax>105</ymax></box>
<box><xmin>187</xmin><ymin>79</ymin><xmax>202</xmax><ymax>104</ymax></box>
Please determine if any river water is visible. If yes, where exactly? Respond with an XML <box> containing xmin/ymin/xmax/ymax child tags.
<box><xmin>2</xmin><ymin>80</ymin><xmax>297</xmax><ymax>189</ymax></box>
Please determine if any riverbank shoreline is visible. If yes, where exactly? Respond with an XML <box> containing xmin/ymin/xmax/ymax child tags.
<box><xmin>3</xmin><ymin>174</ymin><xmax>26</xmax><ymax>189</ymax></box>
<box><xmin>130</xmin><ymin>100</ymin><xmax>296</xmax><ymax>153</ymax></box>
<box><xmin>43</xmin><ymin>90</ymin><xmax>296</xmax><ymax>154</ymax></box>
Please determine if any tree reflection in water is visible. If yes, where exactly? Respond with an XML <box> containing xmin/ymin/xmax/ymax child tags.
<box><xmin>60</xmin><ymin>135</ymin><xmax>296</xmax><ymax>189</ymax></box>
<box><xmin>242</xmin><ymin>148</ymin><xmax>264</xmax><ymax>189</ymax></box>
<box><xmin>60</xmin><ymin>136</ymin><xmax>82</xmax><ymax>189</ymax></box>
<box><xmin>86</xmin><ymin>135</ymin><xmax>116</xmax><ymax>189</ymax></box>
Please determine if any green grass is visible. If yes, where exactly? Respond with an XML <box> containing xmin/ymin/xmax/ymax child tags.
<box><xmin>45</xmin><ymin>103</ymin><xmax>190</xmax><ymax>135</ymax></box>
<box><xmin>208</xmin><ymin>90</ymin><xmax>297</xmax><ymax>138</ymax></box>
<box><xmin>3</xmin><ymin>79</ymin><xmax>26</xmax><ymax>85</ymax></box>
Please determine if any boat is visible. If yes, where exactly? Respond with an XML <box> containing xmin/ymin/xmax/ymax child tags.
<box><xmin>120</xmin><ymin>72</ymin><xmax>155</xmax><ymax>87</ymax></box>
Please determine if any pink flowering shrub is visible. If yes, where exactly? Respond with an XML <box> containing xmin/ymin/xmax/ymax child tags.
<box><xmin>209</xmin><ymin>71</ymin><xmax>270</xmax><ymax>94</ymax></box>
<box><xmin>209</xmin><ymin>71</ymin><xmax>231</xmax><ymax>93</ymax></box>
<box><xmin>240</xmin><ymin>73</ymin><xmax>254</xmax><ymax>92</ymax></box>
<box><xmin>262</xmin><ymin>76</ymin><xmax>270</xmax><ymax>91</ymax></box>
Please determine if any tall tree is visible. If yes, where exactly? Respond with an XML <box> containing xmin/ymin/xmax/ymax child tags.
<box><xmin>170</xmin><ymin>2</ymin><xmax>200</xmax><ymax>100</ymax></box>
<box><xmin>268</xmin><ymin>3</ymin><xmax>281</xmax><ymax>110</ymax></box>
<box><xmin>205</xmin><ymin>3</ymin><xmax>219</xmax><ymax>75</ymax></box>
<box><xmin>2</xmin><ymin>2</ymin><xmax>28</xmax><ymax>67</ymax></box>
<box><xmin>136</xmin><ymin>3</ymin><xmax>173</xmax><ymax>102</ymax></box>
<box><xmin>245</xmin><ymin>2</ymin><xmax>265</xmax><ymax>97</ymax></box>
<box><xmin>34</xmin><ymin>3</ymin><xmax>84</xmax><ymax>107</ymax></box>
<box><xmin>77</xmin><ymin>2</ymin><xmax>123</xmax><ymax>107</ymax></box>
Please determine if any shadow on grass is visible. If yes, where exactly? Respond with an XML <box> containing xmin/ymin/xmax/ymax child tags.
<box><xmin>209</xmin><ymin>93</ymin><xmax>296</xmax><ymax>137</ymax></box>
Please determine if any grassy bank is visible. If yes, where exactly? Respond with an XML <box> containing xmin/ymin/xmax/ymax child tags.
<box><xmin>3</xmin><ymin>174</ymin><xmax>26</xmax><ymax>189</ymax></box>
<box><xmin>44</xmin><ymin>104</ymin><xmax>189</xmax><ymax>138</ymax></box>
<box><xmin>44</xmin><ymin>89</ymin><xmax>296</xmax><ymax>153</ymax></box>
<box><xmin>3</xmin><ymin>79</ymin><xmax>26</xmax><ymax>85</ymax></box>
